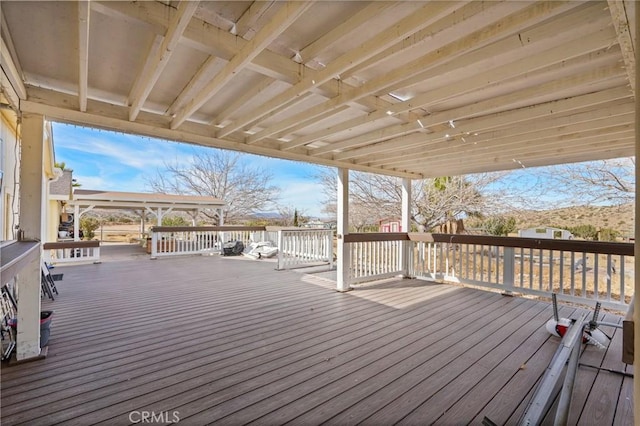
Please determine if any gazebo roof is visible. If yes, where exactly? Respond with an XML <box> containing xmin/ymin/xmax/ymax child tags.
<box><xmin>70</xmin><ymin>189</ymin><xmax>224</xmax><ymax>211</ymax></box>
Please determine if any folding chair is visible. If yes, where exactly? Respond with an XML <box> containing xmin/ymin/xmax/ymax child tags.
<box><xmin>41</xmin><ymin>261</ymin><xmax>58</xmax><ymax>300</ymax></box>
<box><xmin>0</xmin><ymin>285</ymin><xmax>17</xmax><ymax>361</ymax></box>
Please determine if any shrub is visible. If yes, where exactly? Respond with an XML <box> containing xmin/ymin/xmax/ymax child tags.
<box><xmin>568</xmin><ymin>224</ymin><xmax>597</xmax><ymax>240</ymax></box>
<box><xmin>483</xmin><ymin>216</ymin><xmax>516</xmax><ymax>236</ymax></box>
<box><xmin>80</xmin><ymin>216</ymin><xmax>100</xmax><ymax>240</ymax></box>
<box><xmin>161</xmin><ymin>216</ymin><xmax>190</xmax><ymax>226</ymax></box>
<box><xmin>597</xmin><ymin>228</ymin><xmax>620</xmax><ymax>242</ymax></box>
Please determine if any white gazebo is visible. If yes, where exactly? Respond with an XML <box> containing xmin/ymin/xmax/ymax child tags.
<box><xmin>67</xmin><ymin>189</ymin><xmax>226</xmax><ymax>241</ymax></box>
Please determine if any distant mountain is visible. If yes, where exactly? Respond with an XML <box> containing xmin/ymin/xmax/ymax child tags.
<box><xmin>512</xmin><ymin>203</ymin><xmax>634</xmax><ymax>237</ymax></box>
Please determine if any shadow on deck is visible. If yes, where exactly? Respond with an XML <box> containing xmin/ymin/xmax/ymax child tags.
<box><xmin>0</xmin><ymin>250</ymin><xmax>633</xmax><ymax>425</ymax></box>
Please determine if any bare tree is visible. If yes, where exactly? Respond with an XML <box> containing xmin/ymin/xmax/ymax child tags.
<box><xmin>537</xmin><ymin>158</ymin><xmax>635</xmax><ymax>206</ymax></box>
<box><xmin>147</xmin><ymin>151</ymin><xmax>280</xmax><ymax>223</ymax></box>
<box><xmin>317</xmin><ymin>168</ymin><xmax>507</xmax><ymax>231</ymax></box>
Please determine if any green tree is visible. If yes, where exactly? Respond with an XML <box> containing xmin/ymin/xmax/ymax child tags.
<box><xmin>293</xmin><ymin>209</ymin><xmax>299</xmax><ymax>227</ymax></box>
<box><xmin>568</xmin><ymin>224</ymin><xmax>597</xmax><ymax>240</ymax></box>
<box><xmin>483</xmin><ymin>216</ymin><xmax>517</xmax><ymax>236</ymax></box>
<box><xmin>80</xmin><ymin>216</ymin><xmax>100</xmax><ymax>240</ymax></box>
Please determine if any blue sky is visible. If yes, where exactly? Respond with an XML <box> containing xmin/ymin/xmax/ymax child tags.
<box><xmin>52</xmin><ymin>122</ymin><xmax>328</xmax><ymax>217</ymax></box>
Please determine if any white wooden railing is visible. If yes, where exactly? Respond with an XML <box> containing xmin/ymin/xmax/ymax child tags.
<box><xmin>410</xmin><ymin>234</ymin><xmax>633</xmax><ymax>310</ymax></box>
<box><xmin>344</xmin><ymin>233</ymin><xmax>407</xmax><ymax>284</ymax></box>
<box><xmin>43</xmin><ymin>241</ymin><xmax>101</xmax><ymax>265</ymax></box>
<box><xmin>150</xmin><ymin>226</ymin><xmax>334</xmax><ymax>270</ymax></box>
<box><xmin>149</xmin><ymin>226</ymin><xmax>268</xmax><ymax>259</ymax></box>
<box><xmin>339</xmin><ymin>233</ymin><xmax>632</xmax><ymax>309</ymax></box>
<box><xmin>276</xmin><ymin>229</ymin><xmax>334</xmax><ymax>270</ymax></box>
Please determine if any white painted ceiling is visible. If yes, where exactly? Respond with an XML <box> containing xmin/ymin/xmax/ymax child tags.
<box><xmin>1</xmin><ymin>1</ymin><xmax>636</xmax><ymax>178</ymax></box>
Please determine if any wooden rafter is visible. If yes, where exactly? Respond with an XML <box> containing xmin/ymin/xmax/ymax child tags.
<box><xmin>167</xmin><ymin>56</ymin><xmax>220</xmax><ymax>116</ymax></box>
<box><xmin>128</xmin><ymin>0</ymin><xmax>200</xmax><ymax>122</ymax></box>
<box><xmin>607</xmin><ymin>0</ymin><xmax>635</xmax><ymax>95</ymax></box>
<box><xmin>0</xmin><ymin>13</ymin><xmax>26</xmax><ymax>104</ymax></box>
<box><xmin>366</xmin><ymin>119</ymin><xmax>635</xmax><ymax>169</ymax></box>
<box><xmin>234</xmin><ymin>1</ymin><xmax>276</xmax><ymax>39</ymax></box>
<box><xmin>336</xmin><ymin>81</ymin><xmax>631</xmax><ymax>162</ymax></box>
<box><xmin>308</xmin><ymin>33</ymin><xmax>618</xmax><ymax>156</ymax></box>
<box><xmin>217</xmin><ymin>1</ymin><xmax>463</xmax><ymax>138</ymax></box>
<box><xmin>277</xmin><ymin>1</ymin><xmax>589</xmax><ymax>151</ymax></box>
<box><xmin>171</xmin><ymin>1</ymin><xmax>313</xmax><ymax>129</ymax></box>
<box><xmin>298</xmin><ymin>2</ymin><xmax>395</xmax><ymax>65</ymax></box>
<box><xmin>20</xmin><ymin>85</ymin><xmax>422</xmax><ymax>179</ymax></box>
<box><xmin>94</xmin><ymin>0</ymin><xmax>397</xmax><ymax>123</ymax></box>
<box><xmin>77</xmin><ymin>0</ymin><xmax>91</xmax><ymax>112</ymax></box>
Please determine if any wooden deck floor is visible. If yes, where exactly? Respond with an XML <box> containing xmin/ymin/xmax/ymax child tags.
<box><xmin>1</xmin><ymin>247</ymin><xmax>633</xmax><ymax>425</ymax></box>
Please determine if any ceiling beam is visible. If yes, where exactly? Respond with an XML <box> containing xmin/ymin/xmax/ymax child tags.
<box><xmin>337</xmin><ymin>83</ymin><xmax>632</xmax><ymax>161</ymax></box>
<box><xmin>0</xmin><ymin>9</ymin><xmax>26</xmax><ymax>107</ymax></box>
<box><xmin>78</xmin><ymin>0</ymin><xmax>91</xmax><ymax>112</ymax></box>
<box><xmin>93</xmin><ymin>0</ymin><xmax>396</xmax><ymax>120</ymax></box>
<box><xmin>0</xmin><ymin>34</ymin><xmax>26</xmax><ymax>104</ymax></box>
<box><xmin>607</xmin><ymin>0</ymin><xmax>635</xmax><ymax>95</ymax></box>
<box><xmin>423</xmin><ymin>143</ymin><xmax>635</xmax><ymax>178</ymax></box>
<box><xmin>171</xmin><ymin>1</ymin><xmax>313</xmax><ymax>129</ymax></box>
<box><xmin>309</xmin><ymin>30</ymin><xmax>617</xmax><ymax>156</ymax></box>
<box><xmin>217</xmin><ymin>1</ymin><xmax>463</xmax><ymax>138</ymax></box>
<box><xmin>128</xmin><ymin>0</ymin><xmax>200</xmax><ymax>122</ymax></box>
<box><xmin>21</xmin><ymin>85</ymin><xmax>421</xmax><ymax>179</ymax></box>
<box><xmin>298</xmin><ymin>2</ymin><xmax>396</xmax><ymax>65</ymax></box>
<box><xmin>249</xmin><ymin>1</ymin><xmax>524</xmax><ymax>145</ymax></box>
<box><xmin>279</xmin><ymin>3</ymin><xmax>611</xmax><ymax>151</ymax></box>
<box><xmin>369</xmin><ymin>119</ymin><xmax>635</xmax><ymax>169</ymax></box>
<box><xmin>402</xmin><ymin>131</ymin><xmax>635</xmax><ymax>172</ymax></box>
<box><xmin>167</xmin><ymin>56</ymin><xmax>220</xmax><ymax>116</ymax></box>
<box><xmin>234</xmin><ymin>1</ymin><xmax>276</xmax><ymax>39</ymax></box>
<box><xmin>212</xmin><ymin>76</ymin><xmax>275</xmax><ymax>126</ymax></box>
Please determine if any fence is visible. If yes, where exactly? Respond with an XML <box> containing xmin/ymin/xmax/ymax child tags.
<box><xmin>149</xmin><ymin>226</ymin><xmax>268</xmax><ymax>258</ymax></box>
<box><xmin>344</xmin><ymin>233</ymin><xmax>408</xmax><ymax>284</ymax></box>
<box><xmin>410</xmin><ymin>233</ymin><xmax>633</xmax><ymax>310</ymax></box>
<box><xmin>276</xmin><ymin>229</ymin><xmax>334</xmax><ymax>270</ymax></box>
<box><xmin>149</xmin><ymin>226</ymin><xmax>333</xmax><ymax>270</ymax></box>
<box><xmin>42</xmin><ymin>241</ymin><xmax>101</xmax><ymax>265</ymax></box>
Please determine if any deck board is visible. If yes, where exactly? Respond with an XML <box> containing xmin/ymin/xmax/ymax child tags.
<box><xmin>0</xmin><ymin>247</ymin><xmax>633</xmax><ymax>425</ymax></box>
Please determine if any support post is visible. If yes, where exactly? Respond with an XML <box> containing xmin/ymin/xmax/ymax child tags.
<box><xmin>277</xmin><ymin>230</ymin><xmax>284</xmax><ymax>270</ymax></box>
<box><xmin>400</xmin><ymin>178</ymin><xmax>411</xmax><ymax>277</ymax></box>
<box><xmin>151</xmin><ymin>229</ymin><xmax>158</xmax><ymax>260</ymax></box>
<box><xmin>503</xmin><ymin>247</ymin><xmax>515</xmax><ymax>295</ymax></box>
<box><xmin>635</xmin><ymin>2</ymin><xmax>640</xmax><ymax>418</ymax></box>
<box><xmin>17</xmin><ymin>113</ymin><xmax>44</xmax><ymax>360</ymax></box>
<box><xmin>336</xmin><ymin>168</ymin><xmax>350</xmax><ymax>292</ymax></box>
<box><xmin>73</xmin><ymin>204</ymin><xmax>80</xmax><ymax>241</ymax></box>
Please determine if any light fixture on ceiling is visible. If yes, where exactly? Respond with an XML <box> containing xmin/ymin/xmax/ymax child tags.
<box><xmin>230</xmin><ymin>24</ymin><xmax>237</xmax><ymax>35</ymax></box>
<box><xmin>293</xmin><ymin>51</ymin><xmax>303</xmax><ymax>63</ymax></box>
<box><xmin>448</xmin><ymin>120</ymin><xmax>456</xmax><ymax>128</ymax></box>
<box><xmin>386</xmin><ymin>111</ymin><xmax>394</xmax><ymax>116</ymax></box>
<box><xmin>417</xmin><ymin>119</ymin><xmax>425</xmax><ymax>128</ymax></box>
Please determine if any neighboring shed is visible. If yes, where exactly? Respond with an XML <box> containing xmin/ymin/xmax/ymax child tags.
<box><xmin>379</xmin><ymin>217</ymin><xmax>402</xmax><ymax>233</ymax></box>
<box><xmin>518</xmin><ymin>227</ymin><xmax>573</xmax><ymax>240</ymax></box>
